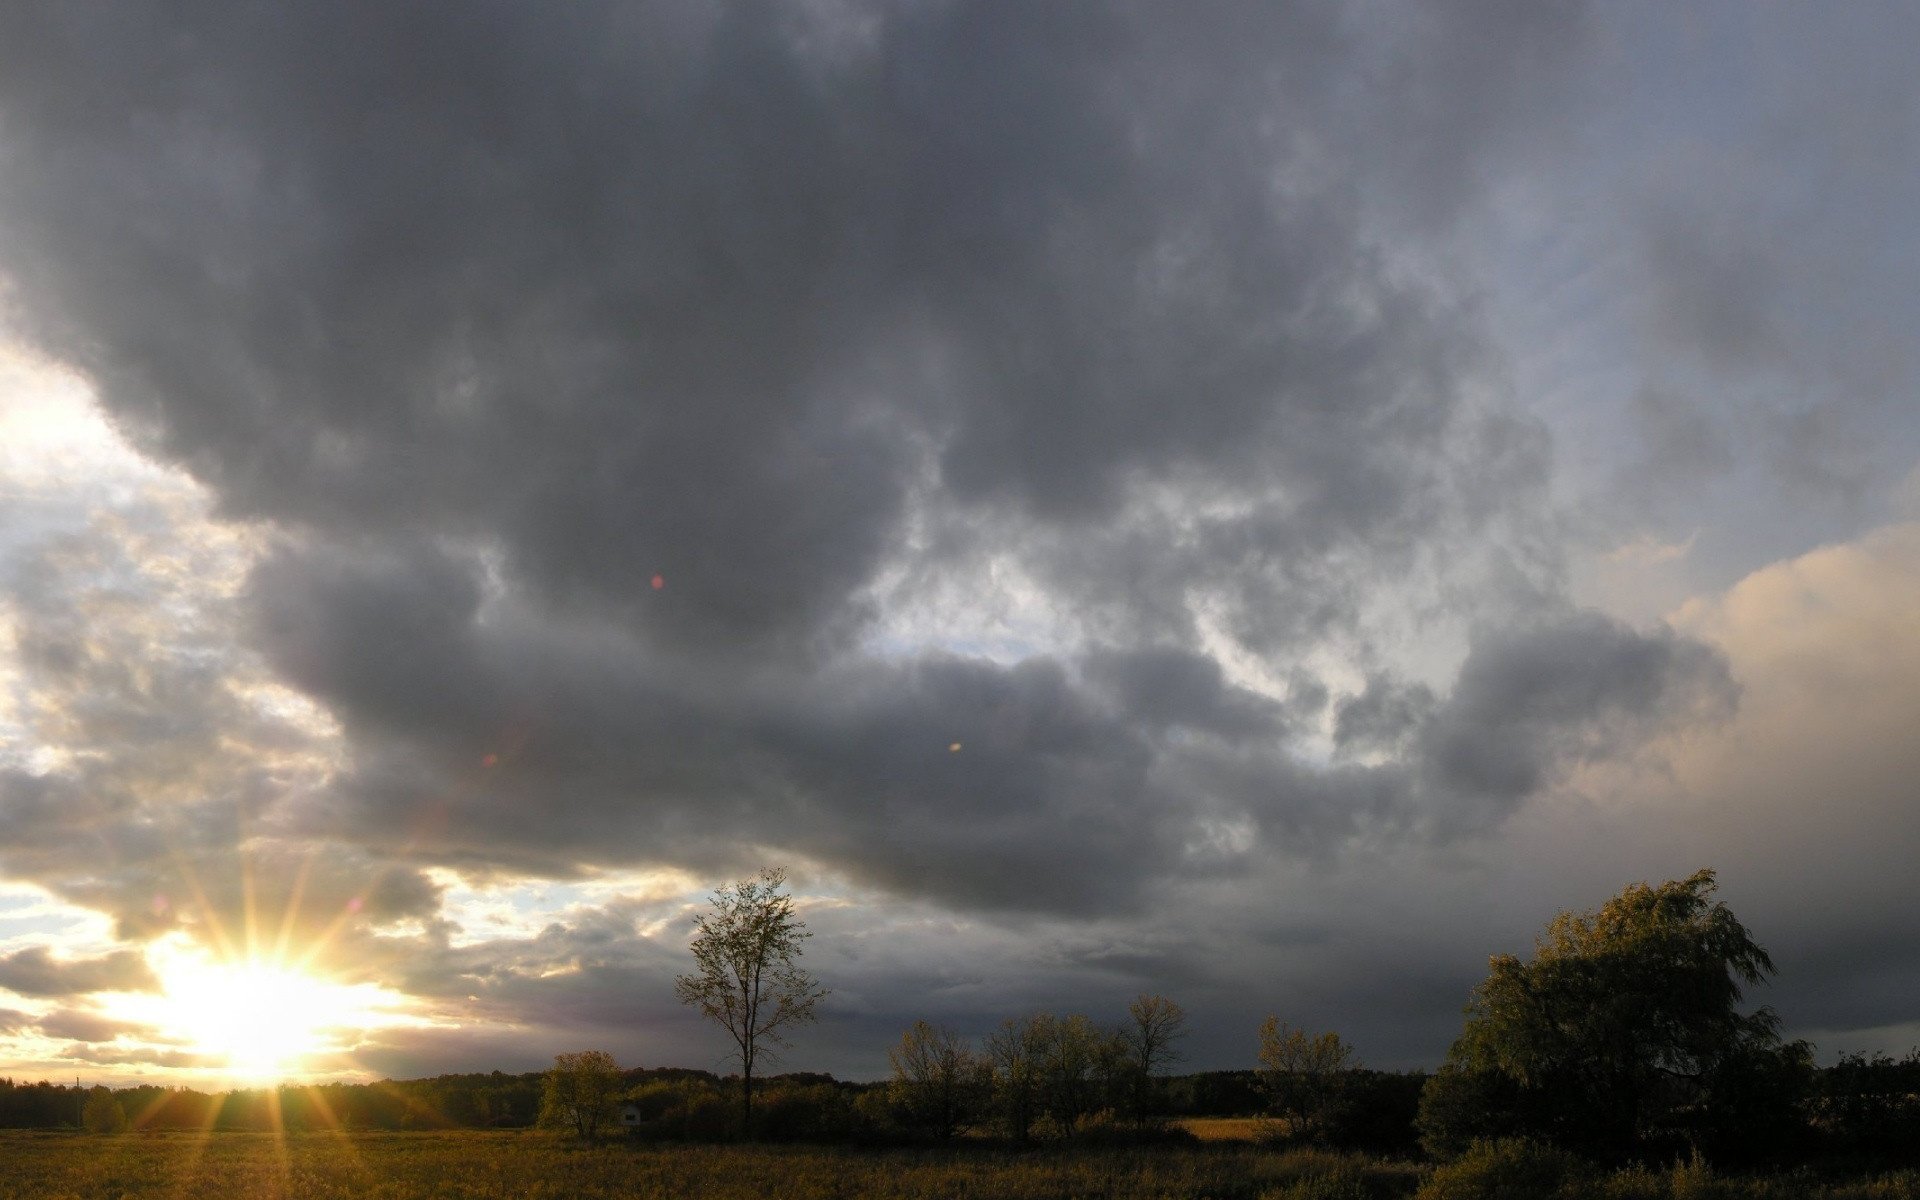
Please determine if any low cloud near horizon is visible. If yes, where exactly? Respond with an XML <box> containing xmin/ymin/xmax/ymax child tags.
<box><xmin>0</xmin><ymin>1</ymin><xmax>1916</xmax><ymax>1083</ymax></box>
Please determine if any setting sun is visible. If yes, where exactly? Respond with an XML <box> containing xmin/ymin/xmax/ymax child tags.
<box><xmin>110</xmin><ymin>945</ymin><xmax>415</xmax><ymax>1083</ymax></box>
<box><xmin>160</xmin><ymin>960</ymin><xmax>356</xmax><ymax>1079</ymax></box>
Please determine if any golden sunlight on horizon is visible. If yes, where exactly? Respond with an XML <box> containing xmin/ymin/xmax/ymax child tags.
<box><xmin>109</xmin><ymin>941</ymin><xmax>421</xmax><ymax>1085</ymax></box>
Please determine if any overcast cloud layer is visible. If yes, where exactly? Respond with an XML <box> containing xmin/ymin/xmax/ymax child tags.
<box><xmin>0</xmin><ymin>1</ymin><xmax>1916</xmax><ymax>1083</ymax></box>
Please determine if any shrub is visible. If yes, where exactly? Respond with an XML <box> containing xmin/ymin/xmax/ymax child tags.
<box><xmin>1264</xmin><ymin>1172</ymin><xmax>1372</xmax><ymax>1200</ymax></box>
<box><xmin>1417</xmin><ymin>1138</ymin><xmax>1593</xmax><ymax>1200</ymax></box>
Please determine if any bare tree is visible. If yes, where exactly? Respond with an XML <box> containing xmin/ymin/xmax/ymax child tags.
<box><xmin>673</xmin><ymin>867</ymin><xmax>826</xmax><ymax>1136</ymax></box>
<box><xmin>539</xmin><ymin>1050</ymin><xmax>622</xmax><ymax>1140</ymax></box>
<box><xmin>1120</xmin><ymin>993</ymin><xmax>1188</xmax><ymax>1127</ymax></box>
<box><xmin>985</xmin><ymin>1014</ymin><xmax>1046</xmax><ymax>1141</ymax></box>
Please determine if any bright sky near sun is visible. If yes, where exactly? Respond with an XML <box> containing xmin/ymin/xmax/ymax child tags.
<box><xmin>0</xmin><ymin>3</ymin><xmax>1917</xmax><ymax>1086</ymax></box>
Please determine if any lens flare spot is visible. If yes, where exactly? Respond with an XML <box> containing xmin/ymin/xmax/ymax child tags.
<box><xmin>481</xmin><ymin>753</ymin><xmax>499</xmax><ymax>768</ymax></box>
<box><xmin>651</xmin><ymin>573</ymin><xmax>665</xmax><ymax>590</ymax></box>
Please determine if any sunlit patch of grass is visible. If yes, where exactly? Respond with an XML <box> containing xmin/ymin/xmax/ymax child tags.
<box><xmin>1180</xmin><ymin>1116</ymin><xmax>1269</xmax><ymax>1142</ymax></box>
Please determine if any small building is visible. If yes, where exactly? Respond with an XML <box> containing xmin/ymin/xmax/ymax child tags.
<box><xmin>619</xmin><ymin>1103</ymin><xmax>643</xmax><ymax>1129</ymax></box>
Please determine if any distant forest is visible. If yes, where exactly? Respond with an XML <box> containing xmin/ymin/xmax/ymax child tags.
<box><xmin>9</xmin><ymin>1054</ymin><xmax>1920</xmax><ymax>1167</ymax></box>
<box><xmin>0</xmin><ymin>1067</ymin><xmax>1283</xmax><ymax>1136</ymax></box>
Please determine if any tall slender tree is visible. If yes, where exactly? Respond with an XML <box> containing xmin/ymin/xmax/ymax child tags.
<box><xmin>674</xmin><ymin>867</ymin><xmax>827</xmax><ymax>1136</ymax></box>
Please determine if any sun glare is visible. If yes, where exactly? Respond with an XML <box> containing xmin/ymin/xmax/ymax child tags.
<box><xmin>140</xmin><ymin>950</ymin><xmax>402</xmax><ymax>1082</ymax></box>
<box><xmin>165</xmin><ymin>961</ymin><xmax>339</xmax><ymax>1078</ymax></box>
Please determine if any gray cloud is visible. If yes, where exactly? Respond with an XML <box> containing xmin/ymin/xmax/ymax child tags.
<box><xmin>1334</xmin><ymin>674</ymin><xmax>1435</xmax><ymax>758</ymax></box>
<box><xmin>1641</xmin><ymin>206</ymin><xmax>1784</xmax><ymax>371</ymax></box>
<box><xmin>0</xmin><ymin>500</ymin><xmax>442</xmax><ymax>943</ymax></box>
<box><xmin>0</xmin><ymin>946</ymin><xmax>158</xmax><ymax>998</ymax></box>
<box><xmin>11</xmin><ymin>0</ymin><xmax>1911</xmax><ymax>1084</ymax></box>
<box><xmin>35</xmin><ymin>1007</ymin><xmax>147</xmax><ymax>1044</ymax></box>
<box><xmin>0</xmin><ymin>1</ymin><xmax>1578</xmax><ymax>669</ymax></box>
<box><xmin>0</xmin><ymin>0</ymin><xmax>1700</xmax><ymax>929</ymax></box>
<box><xmin>1416</xmin><ymin>609</ymin><xmax>1737</xmax><ymax>833</ymax></box>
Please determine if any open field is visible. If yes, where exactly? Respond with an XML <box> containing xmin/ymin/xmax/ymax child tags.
<box><xmin>0</xmin><ymin>1131</ymin><xmax>1419</xmax><ymax>1200</ymax></box>
<box><xmin>10</xmin><ymin>1130</ymin><xmax>1920</xmax><ymax>1200</ymax></box>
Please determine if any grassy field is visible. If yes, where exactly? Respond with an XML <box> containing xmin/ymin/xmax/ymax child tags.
<box><xmin>0</xmin><ymin>1130</ymin><xmax>1417</xmax><ymax>1200</ymax></box>
<box><xmin>1177</xmin><ymin>1116</ymin><xmax>1269</xmax><ymax>1143</ymax></box>
<box><xmin>11</xmin><ymin>1130</ymin><xmax>1920</xmax><ymax>1200</ymax></box>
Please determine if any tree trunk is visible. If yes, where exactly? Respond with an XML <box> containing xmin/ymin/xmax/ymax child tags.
<box><xmin>741</xmin><ymin>1063</ymin><xmax>754</xmax><ymax>1140</ymax></box>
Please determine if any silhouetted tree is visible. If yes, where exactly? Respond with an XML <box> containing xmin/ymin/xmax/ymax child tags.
<box><xmin>1119</xmin><ymin>993</ymin><xmax>1187</xmax><ymax>1127</ymax></box>
<box><xmin>1417</xmin><ymin>869</ymin><xmax>1810</xmax><ymax>1163</ymax></box>
<box><xmin>674</xmin><ymin>867</ymin><xmax>826</xmax><ymax>1137</ymax></box>
<box><xmin>1817</xmin><ymin>1050</ymin><xmax>1920</xmax><ymax>1160</ymax></box>
<box><xmin>539</xmin><ymin>1050</ymin><xmax>622</xmax><ymax>1140</ymax></box>
<box><xmin>986</xmin><ymin>1014</ymin><xmax>1046</xmax><ymax>1141</ymax></box>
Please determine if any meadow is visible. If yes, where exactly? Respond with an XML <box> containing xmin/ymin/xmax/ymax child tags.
<box><xmin>0</xmin><ymin>1130</ymin><xmax>1414</xmax><ymax>1200</ymax></box>
<box><xmin>9</xmin><ymin>1130</ymin><xmax>1920</xmax><ymax>1200</ymax></box>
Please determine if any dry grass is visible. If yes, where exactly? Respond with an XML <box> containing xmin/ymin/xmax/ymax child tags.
<box><xmin>11</xmin><ymin>1130</ymin><xmax>1920</xmax><ymax>1200</ymax></box>
<box><xmin>1179</xmin><ymin>1116</ymin><xmax>1269</xmax><ymax>1143</ymax></box>
<box><xmin>0</xmin><ymin>1130</ymin><xmax>1420</xmax><ymax>1200</ymax></box>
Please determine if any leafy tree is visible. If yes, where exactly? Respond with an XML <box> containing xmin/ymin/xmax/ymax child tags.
<box><xmin>1032</xmin><ymin>1013</ymin><xmax>1105</xmax><ymax>1135</ymax></box>
<box><xmin>1417</xmin><ymin>869</ymin><xmax>1810</xmax><ymax>1163</ymax></box>
<box><xmin>81</xmin><ymin>1085</ymin><xmax>126</xmax><ymax>1135</ymax></box>
<box><xmin>674</xmin><ymin>867</ymin><xmax>827</xmax><ymax>1136</ymax></box>
<box><xmin>539</xmin><ymin>1050</ymin><xmax>622</xmax><ymax>1140</ymax></box>
<box><xmin>1117</xmin><ymin>993</ymin><xmax>1187</xmax><ymax>1127</ymax></box>
<box><xmin>1257</xmin><ymin>1018</ymin><xmax>1356</xmax><ymax>1142</ymax></box>
<box><xmin>888</xmin><ymin>1020</ymin><xmax>985</xmax><ymax>1139</ymax></box>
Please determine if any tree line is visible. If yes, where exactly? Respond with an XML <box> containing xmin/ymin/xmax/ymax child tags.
<box><xmin>0</xmin><ymin>1071</ymin><xmax>550</xmax><ymax>1132</ymax></box>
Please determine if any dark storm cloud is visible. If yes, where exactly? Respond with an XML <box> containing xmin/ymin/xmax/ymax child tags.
<box><xmin>1417</xmin><ymin>609</ymin><xmax>1736</xmax><ymax>832</ymax></box>
<box><xmin>0</xmin><ymin>0</ymin><xmax>1680</xmax><ymax>933</ymax></box>
<box><xmin>246</xmin><ymin>540</ymin><xmax>1185</xmax><ymax>910</ymax></box>
<box><xmin>1333</xmin><ymin>674</ymin><xmax>1435</xmax><ymax>757</ymax></box>
<box><xmin>1082</xmin><ymin>646</ymin><xmax>1284</xmax><ymax>739</ymax></box>
<box><xmin>246</xmin><ymin>531</ymin><xmax>1729</xmax><ymax>912</ymax></box>
<box><xmin>0</xmin><ymin>946</ymin><xmax>157</xmax><ymax>997</ymax></box>
<box><xmin>1252</xmin><ymin>610</ymin><xmax>1737</xmax><ymax>844</ymax></box>
<box><xmin>0</xmin><ymin>1</ymin><xmax>1580</xmax><ymax>653</ymax></box>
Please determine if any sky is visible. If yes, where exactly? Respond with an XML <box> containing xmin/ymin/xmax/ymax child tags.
<box><xmin>0</xmin><ymin>0</ymin><xmax>1916</xmax><ymax>1087</ymax></box>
